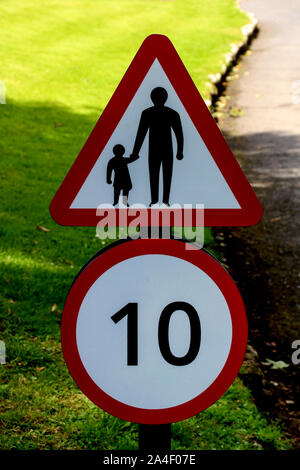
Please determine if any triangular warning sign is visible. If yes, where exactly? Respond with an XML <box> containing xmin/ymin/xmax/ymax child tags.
<box><xmin>50</xmin><ymin>34</ymin><xmax>263</xmax><ymax>227</ymax></box>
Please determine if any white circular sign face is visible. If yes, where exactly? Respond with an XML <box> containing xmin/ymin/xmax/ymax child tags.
<box><xmin>62</xmin><ymin>239</ymin><xmax>247</xmax><ymax>424</ymax></box>
<box><xmin>76</xmin><ymin>254</ymin><xmax>232</xmax><ymax>409</ymax></box>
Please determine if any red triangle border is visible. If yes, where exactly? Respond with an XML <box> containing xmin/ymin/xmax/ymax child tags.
<box><xmin>49</xmin><ymin>34</ymin><xmax>263</xmax><ymax>227</ymax></box>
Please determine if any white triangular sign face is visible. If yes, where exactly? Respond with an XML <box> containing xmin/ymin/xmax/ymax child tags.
<box><xmin>50</xmin><ymin>35</ymin><xmax>262</xmax><ymax>226</ymax></box>
<box><xmin>71</xmin><ymin>59</ymin><xmax>240</xmax><ymax>210</ymax></box>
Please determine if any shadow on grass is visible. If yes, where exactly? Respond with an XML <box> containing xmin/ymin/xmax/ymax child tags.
<box><xmin>0</xmin><ymin>99</ymin><xmax>105</xmax><ymax>338</ymax></box>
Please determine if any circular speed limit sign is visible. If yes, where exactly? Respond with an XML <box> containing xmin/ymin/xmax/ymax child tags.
<box><xmin>62</xmin><ymin>238</ymin><xmax>247</xmax><ymax>424</ymax></box>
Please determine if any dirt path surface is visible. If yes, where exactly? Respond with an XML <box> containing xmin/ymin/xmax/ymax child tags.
<box><xmin>216</xmin><ymin>0</ymin><xmax>300</xmax><ymax>446</ymax></box>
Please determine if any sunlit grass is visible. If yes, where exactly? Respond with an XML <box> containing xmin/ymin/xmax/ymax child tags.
<box><xmin>0</xmin><ymin>0</ymin><xmax>248</xmax><ymax>111</ymax></box>
<box><xmin>0</xmin><ymin>250</ymin><xmax>68</xmax><ymax>272</ymax></box>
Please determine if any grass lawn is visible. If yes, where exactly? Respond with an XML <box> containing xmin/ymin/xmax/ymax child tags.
<box><xmin>0</xmin><ymin>0</ymin><xmax>290</xmax><ymax>450</ymax></box>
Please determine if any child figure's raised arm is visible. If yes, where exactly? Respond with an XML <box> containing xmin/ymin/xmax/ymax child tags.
<box><xmin>128</xmin><ymin>154</ymin><xmax>139</xmax><ymax>163</ymax></box>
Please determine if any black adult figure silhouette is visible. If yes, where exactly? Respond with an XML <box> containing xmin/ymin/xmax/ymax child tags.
<box><xmin>106</xmin><ymin>144</ymin><xmax>139</xmax><ymax>206</ymax></box>
<box><xmin>131</xmin><ymin>87</ymin><xmax>184</xmax><ymax>206</ymax></box>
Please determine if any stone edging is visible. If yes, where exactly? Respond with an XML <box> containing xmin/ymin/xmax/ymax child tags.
<box><xmin>205</xmin><ymin>11</ymin><xmax>259</xmax><ymax>109</ymax></box>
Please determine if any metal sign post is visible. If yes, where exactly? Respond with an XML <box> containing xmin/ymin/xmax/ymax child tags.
<box><xmin>139</xmin><ymin>424</ymin><xmax>171</xmax><ymax>451</ymax></box>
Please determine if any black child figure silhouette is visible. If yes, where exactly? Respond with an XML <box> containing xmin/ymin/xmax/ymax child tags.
<box><xmin>131</xmin><ymin>87</ymin><xmax>184</xmax><ymax>206</ymax></box>
<box><xmin>106</xmin><ymin>144</ymin><xmax>139</xmax><ymax>206</ymax></box>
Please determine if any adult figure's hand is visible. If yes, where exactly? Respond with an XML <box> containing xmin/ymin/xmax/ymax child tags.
<box><xmin>176</xmin><ymin>152</ymin><xmax>184</xmax><ymax>160</ymax></box>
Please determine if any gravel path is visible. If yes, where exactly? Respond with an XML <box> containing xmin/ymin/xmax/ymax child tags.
<box><xmin>217</xmin><ymin>0</ymin><xmax>300</xmax><ymax>445</ymax></box>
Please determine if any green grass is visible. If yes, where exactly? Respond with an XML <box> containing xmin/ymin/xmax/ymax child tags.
<box><xmin>0</xmin><ymin>0</ymin><xmax>290</xmax><ymax>450</ymax></box>
<box><xmin>0</xmin><ymin>357</ymin><xmax>289</xmax><ymax>450</ymax></box>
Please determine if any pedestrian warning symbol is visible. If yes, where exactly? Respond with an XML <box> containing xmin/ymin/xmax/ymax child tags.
<box><xmin>50</xmin><ymin>34</ymin><xmax>263</xmax><ymax>227</ymax></box>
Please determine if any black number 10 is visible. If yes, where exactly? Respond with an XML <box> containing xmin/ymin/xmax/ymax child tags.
<box><xmin>111</xmin><ymin>302</ymin><xmax>201</xmax><ymax>366</ymax></box>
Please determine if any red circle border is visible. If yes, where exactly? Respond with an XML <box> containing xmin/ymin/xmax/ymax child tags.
<box><xmin>61</xmin><ymin>239</ymin><xmax>248</xmax><ymax>424</ymax></box>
